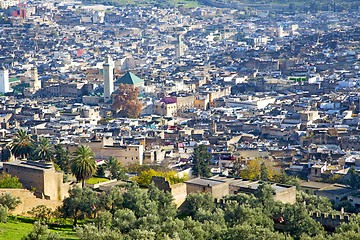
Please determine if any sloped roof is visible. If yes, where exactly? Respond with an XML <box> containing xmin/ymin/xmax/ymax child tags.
<box><xmin>115</xmin><ymin>72</ymin><xmax>144</xmax><ymax>85</ymax></box>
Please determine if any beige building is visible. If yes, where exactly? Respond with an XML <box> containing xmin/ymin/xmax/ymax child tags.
<box><xmin>68</xmin><ymin>137</ymin><xmax>144</xmax><ymax>166</ymax></box>
<box><xmin>3</xmin><ymin>161</ymin><xmax>70</xmax><ymax>201</ymax></box>
<box><xmin>210</xmin><ymin>175</ymin><xmax>297</xmax><ymax>204</ymax></box>
<box><xmin>185</xmin><ymin>178</ymin><xmax>230</xmax><ymax>199</ymax></box>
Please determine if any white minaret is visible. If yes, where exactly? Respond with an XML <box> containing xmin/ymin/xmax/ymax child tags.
<box><xmin>30</xmin><ymin>67</ymin><xmax>41</xmax><ymax>90</ymax></box>
<box><xmin>175</xmin><ymin>35</ymin><xmax>184</xmax><ymax>58</ymax></box>
<box><xmin>103</xmin><ymin>55</ymin><xmax>114</xmax><ymax>102</ymax></box>
<box><xmin>0</xmin><ymin>68</ymin><xmax>9</xmax><ymax>93</ymax></box>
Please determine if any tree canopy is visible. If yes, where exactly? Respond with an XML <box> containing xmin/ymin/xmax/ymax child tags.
<box><xmin>111</xmin><ymin>83</ymin><xmax>142</xmax><ymax>118</ymax></box>
<box><xmin>192</xmin><ymin>144</ymin><xmax>212</xmax><ymax>178</ymax></box>
<box><xmin>71</xmin><ymin>145</ymin><xmax>97</xmax><ymax>187</ymax></box>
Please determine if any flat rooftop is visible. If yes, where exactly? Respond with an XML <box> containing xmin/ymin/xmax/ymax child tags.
<box><xmin>4</xmin><ymin>160</ymin><xmax>54</xmax><ymax>170</ymax></box>
<box><xmin>185</xmin><ymin>178</ymin><xmax>226</xmax><ymax>187</ymax></box>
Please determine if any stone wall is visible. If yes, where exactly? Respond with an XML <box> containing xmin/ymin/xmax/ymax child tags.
<box><xmin>0</xmin><ymin>189</ymin><xmax>62</xmax><ymax>216</ymax></box>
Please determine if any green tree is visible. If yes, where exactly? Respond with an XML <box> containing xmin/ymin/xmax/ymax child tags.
<box><xmin>10</xmin><ymin>129</ymin><xmax>33</xmax><ymax>159</ymax></box>
<box><xmin>0</xmin><ymin>173</ymin><xmax>23</xmax><ymax>188</ymax></box>
<box><xmin>148</xmin><ymin>182</ymin><xmax>177</xmax><ymax>221</ymax></box>
<box><xmin>33</xmin><ymin>138</ymin><xmax>55</xmax><ymax>162</ymax></box>
<box><xmin>347</xmin><ymin>167</ymin><xmax>360</xmax><ymax>189</ymax></box>
<box><xmin>255</xmin><ymin>183</ymin><xmax>277</xmax><ymax>216</ymax></box>
<box><xmin>260</xmin><ymin>162</ymin><xmax>269</xmax><ymax>181</ymax></box>
<box><xmin>94</xmin><ymin>211</ymin><xmax>112</xmax><ymax>230</ymax></box>
<box><xmin>54</xmin><ymin>144</ymin><xmax>71</xmax><ymax>172</ymax></box>
<box><xmin>60</xmin><ymin>186</ymin><xmax>99</xmax><ymax>226</ymax></box>
<box><xmin>22</xmin><ymin>221</ymin><xmax>60</xmax><ymax>240</ymax></box>
<box><xmin>112</xmin><ymin>209</ymin><xmax>136</xmax><ymax>233</ymax></box>
<box><xmin>283</xmin><ymin>203</ymin><xmax>324</xmax><ymax>239</ymax></box>
<box><xmin>28</xmin><ymin>205</ymin><xmax>52</xmax><ymax>223</ymax></box>
<box><xmin>122</xmin><ymin>183</ymin><xmax>157</xmax><ymax>218</ymax></box>
<box><xmin>105</xmin><ymin>156</ymin><xmax>128</xmax><ymax>180</ymax></box>
<box><xmin>192</xmin><ymin>144</ymin><xmax>212</xmax><ymax>178</ymax></box>
<box><xmin>99</xmin><ymin>186</ymin><xmax>124</xmax><ymax>214</ymax></box>
<box><xmin>76</xmin><ymin>224</ymin><xmax>123</xmax><ymax>240</ymax></box>
<box><xmin>185</xmin><ymin>192</ymin><xmax>215</xmax><ymax>216</ymax></box>
<box><xmin>0</xmin><ymin>193</ymin><xmax>21</xmax><ymax>211</ymax></box>
<box><xmin>96</xmin><ymin>165</ymin><xmax>105</xmax><ymax>177</ymax></box>
<box><xmin>71</xmin><ymin>145</ymin><xmax>96</xmax><ymax>187</ymax></box>
<box><xmin>224</xmin><ymin>224</ymin><xmax>287</xmax><ymax>240</ymax></box>
<box><xmin>0</xmin><ymin>205</ymin><xmax>7</xmax><ymax>223</ymax></box>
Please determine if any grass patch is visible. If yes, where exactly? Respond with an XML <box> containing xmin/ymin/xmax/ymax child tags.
<box><xmin>0</xmin><ymin>216</ymin><xmax>78</xmax><ymax>239</ymax></box>
<box><xmin>85</xmin><ymin>177</ymin><xmax>109</xmax><ymax>184</ymax></box>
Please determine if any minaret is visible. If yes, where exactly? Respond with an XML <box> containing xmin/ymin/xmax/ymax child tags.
<box><xmin>103</xmin><ymin>55</ymin><xmax>114</xmax><ymax>102</ymax></box>
<box><xmin>0</xmin><ymin>67</ymin><xmax>9</xmax><ymax>93</ymax></box>
<box><xmin>175</xmin><ymin>35</ymin><xmax>184</xmax><ymax>58</ymax></box>
<box><xmin>30</xmin><ymin>67</ymin><xmax>41</xmax><ymax>90</ymax></box>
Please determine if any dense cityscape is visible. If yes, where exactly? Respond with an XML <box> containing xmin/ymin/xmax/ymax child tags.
<box><xmin>1</xmin><ymin>0</ymin><xmax>360</xmax><ymax>239</ymax></box>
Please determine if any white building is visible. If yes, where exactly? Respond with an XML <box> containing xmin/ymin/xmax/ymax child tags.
<box><xmin>0</xmin><ymin>68</ymin><xmax>10</xmax><ymax>94</ymax></box>
<box><xmin>103</xmin><ymin>55</ymin><xmax>114</xmax><ymax>102</ymax></box>
<box><xmin>0</xmin><ymin>0</ymin><xmax>19</xmax><ymax>9</ymax></box>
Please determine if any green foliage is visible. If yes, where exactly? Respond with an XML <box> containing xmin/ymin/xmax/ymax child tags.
<box><xmin>69</xmin><ymin>180</ymin><xmax>360</xmax><ymax>240</ymax></box>
<box><xmin>0</xmin><ymin>193</ymin><xmax>21</xmax><ymax>211</ymax></box>
<box><xmin>112</xmin><ymin>209</ymin><xmax>136</xmax><ymax>232</ymax></box>
<box><xmin>224</xmin><ymin>224</ymin><xmax>288</xmax><ymax>240</ymax></box>
<box><xmin>100</xmin><ymin>186</ymin><xmax>124</xmax><ymax>214</ymax></box>
<box><xmin>185</xmin><ymin>192</ymin><xmax>215</xmax><ymax>216</ymax></box>
<box><xmin>347</xmin><ymin>167</ymin><xmax>360</xmax><ymax>189</ymax></box>
<box><xmin>54</xmin><ymin>145</ymin><xmax>71</xmax><ymax>172</ymax></box>
<box><xmin>95</xmin><ymin>211</ymin><xmax>112</xmax><ymax>229</ymax></box>
<box><xmin>132</xmin><ymin>169</ymin><xmax>188</xmax><ymax>186</ymax></box>
<box><xmin>148</xmin><ymin>182</ymin><xmax>177</xmax><ymax>221</ymax></box>
<box><xmin>28</xmin><ymin>205</ymin><xmax>52</xmax><ymax>223</ymax></box>
<box><xmin>283</xmin><ymin>203</ymin><xmax>324</xmax><ymax>239</ymax></box>
<box><xmin>22</xmin><ymin>221</ymin><xmax>60</xmax><ymax>240</ymax></box>
<box><xmin>96</xmin><ymin>165</ymin><xmax>105</xmax><ymax>177</ymax></box>
<box><xmin>0</xmin><ymin>204</ymin><xmax>7</xmax><ymax>223</ymax></box>
<box><xmin>97</xmin><ymin>117</ymin><xmax>114</xmax><ymax>125</ymax></box>
<box><xmin>296</xmin><ymin>191</ymin><xmax>333</xmax><ymax>213</ymax></box>
<box><xmin>122</xmin><ymin>183</ymin><xmax>158</xmax><ymax>218</ymax></box>
<box><xmin>71</xmin><ymin>145</ymin><xmax>96</xmax><ymax>187</ymax></box>
<box><xmin>33</xmin><ymin>138</ymin><xmax>55</xmax><ymax>162</ymax></box>
<box><xmin>60</xmin><ymin>186</ymin><xmax>99</xmax><ymax>226</ymax></box>
<box><xmin>192</xmin><ymin>144</ymin><xmax>212</xmax><ymax>178</ymax></box>
<box><xmin>10</xmin><ymin>129</ymin><xmax>33</xmax><ymax>159</ymax></box>
<box><xmin>0</xmin><ymin>173</ymin><xmax>23</xmax><ymax>188</ymax></box>
<box><xmin>105</xmin><ymin>156</ymin><xmax>128</xmax><ymax>180</ymax></box>
<box><xmin>77</xmin><ymin>224</ymin><xmax>123</xmax><ymax>240</ymax></box>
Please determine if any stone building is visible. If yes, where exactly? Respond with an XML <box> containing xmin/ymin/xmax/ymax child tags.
<box><xmin>3</xmin><ymin>161</ymin><xmax>70</xmax><ymax>201</ymax></box>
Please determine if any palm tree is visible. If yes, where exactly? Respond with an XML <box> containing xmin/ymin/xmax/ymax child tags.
<box><xmin>106</xmin><ymin>156</ymin><xmax>128</xmax><ymax>180</ymax></box>
<box><xmin>10</xmin><ymin>129</ymin><xmax>33</xmax><ymax>159</ymax></box>
<box><xmin>71</xmin><ymin>145</ymin><xmax>96</xmax><ymax>187</ymax></box>
<box><xmin>34</xmin><ymin>137</ymin><xmax>55</xmax><ymax>162</ymax></box>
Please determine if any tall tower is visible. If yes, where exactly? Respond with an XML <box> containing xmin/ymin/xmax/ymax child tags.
<box><xmin>175</xmin><ymin>35</ymin><xmax>184</xmax><ymax>59</ymax></box>
<box><xmin>0</xmin><ymin>67</ymin><xmax>9</xmax><ymax>93</ymax></box>
<box><xmin>103</xmin><ymin>55</ymin><xmax>114</xmax><ymax>102</ymax></box>
<box><xmin>30</xmin><ymin>67</ymin><xmax>41</xmax><ymax>90</ymax></box>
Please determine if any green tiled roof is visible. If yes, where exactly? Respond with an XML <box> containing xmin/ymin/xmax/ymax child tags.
<box><xmin>115</xmin><ymin>72</ymin><xmax>144</xmax><ymax>86</ymax></box>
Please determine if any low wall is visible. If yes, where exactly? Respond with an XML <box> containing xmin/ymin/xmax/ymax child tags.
<box><xmin>0</xmin><ymin>189</ymin><xmax>62</xmax><ymax>216</ymax></box>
